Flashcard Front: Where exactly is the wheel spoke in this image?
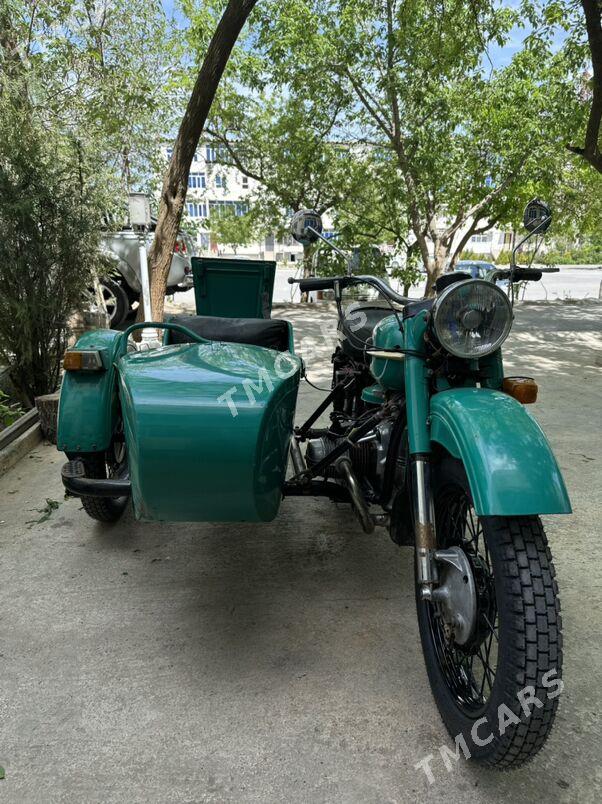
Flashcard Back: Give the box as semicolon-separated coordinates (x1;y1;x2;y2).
427;482;500;712
483;613;499;642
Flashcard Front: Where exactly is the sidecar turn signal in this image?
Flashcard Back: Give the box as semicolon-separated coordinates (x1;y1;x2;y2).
503;377;538;404
63;350;104;372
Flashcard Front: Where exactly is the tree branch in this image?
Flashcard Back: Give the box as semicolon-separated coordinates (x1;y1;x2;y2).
450;215;500;267
205;127;265;184
443;164;523;240
341;65;395;141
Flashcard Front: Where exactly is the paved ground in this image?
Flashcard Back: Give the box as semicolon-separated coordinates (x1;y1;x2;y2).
0;301;601;803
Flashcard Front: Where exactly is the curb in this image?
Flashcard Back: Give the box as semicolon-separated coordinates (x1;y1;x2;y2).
0;422;43;477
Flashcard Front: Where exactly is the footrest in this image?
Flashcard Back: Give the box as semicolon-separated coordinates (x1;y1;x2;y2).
61;461;131;498
62;459;86;479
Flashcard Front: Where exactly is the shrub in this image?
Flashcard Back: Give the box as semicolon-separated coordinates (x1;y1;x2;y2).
0;103;106;403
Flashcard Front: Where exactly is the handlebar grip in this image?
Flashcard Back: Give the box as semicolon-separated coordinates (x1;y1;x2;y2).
496;268;544;282
298;277;338;292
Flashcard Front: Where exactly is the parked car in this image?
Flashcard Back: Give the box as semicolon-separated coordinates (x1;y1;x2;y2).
453;259;496;279
99;221;195;326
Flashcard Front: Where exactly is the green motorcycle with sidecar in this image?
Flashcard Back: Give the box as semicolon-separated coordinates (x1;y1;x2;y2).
57;200;570;768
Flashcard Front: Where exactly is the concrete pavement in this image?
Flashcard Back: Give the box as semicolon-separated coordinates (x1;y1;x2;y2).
0;301;601;803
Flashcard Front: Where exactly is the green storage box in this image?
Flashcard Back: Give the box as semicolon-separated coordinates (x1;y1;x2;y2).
192;257;277;319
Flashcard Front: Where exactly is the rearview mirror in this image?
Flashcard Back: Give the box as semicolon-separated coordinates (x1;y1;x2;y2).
523;199;551;233
290;209;323;246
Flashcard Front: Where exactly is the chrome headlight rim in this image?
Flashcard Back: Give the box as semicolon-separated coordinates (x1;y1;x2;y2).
433;279;513;359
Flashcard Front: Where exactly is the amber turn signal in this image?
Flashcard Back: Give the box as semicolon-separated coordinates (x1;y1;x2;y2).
503;376;538;404
63;350;104;371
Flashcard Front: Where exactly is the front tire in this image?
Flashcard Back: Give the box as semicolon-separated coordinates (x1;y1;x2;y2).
416;458;563;768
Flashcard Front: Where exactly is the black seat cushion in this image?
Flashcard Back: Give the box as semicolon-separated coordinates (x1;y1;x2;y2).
166;314;290;352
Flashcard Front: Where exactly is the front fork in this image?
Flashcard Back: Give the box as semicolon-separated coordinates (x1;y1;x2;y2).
410;457;438;599
404;312;438;599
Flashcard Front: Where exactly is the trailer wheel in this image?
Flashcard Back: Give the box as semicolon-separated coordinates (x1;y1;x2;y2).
76;453;129;522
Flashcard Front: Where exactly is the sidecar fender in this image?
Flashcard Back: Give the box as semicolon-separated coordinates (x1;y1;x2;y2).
430;388;571;516
57;329;121;453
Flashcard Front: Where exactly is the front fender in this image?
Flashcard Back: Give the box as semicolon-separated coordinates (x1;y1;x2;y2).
430;388;571;516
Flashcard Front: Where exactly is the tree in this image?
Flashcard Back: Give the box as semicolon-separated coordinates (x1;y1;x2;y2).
0;99;107;402
204;93;365;295
235;0;587;295
179;0;366;298
210;207;258;253
147;0;258;322
567;0;602;173
0;1;177;396
4;0;175;197
328;152;423;292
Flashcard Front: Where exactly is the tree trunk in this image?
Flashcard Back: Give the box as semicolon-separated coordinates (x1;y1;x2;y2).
145;0;258;323
300;243;312;303
567;0;602;174
35;392;60;444
424;239;449;297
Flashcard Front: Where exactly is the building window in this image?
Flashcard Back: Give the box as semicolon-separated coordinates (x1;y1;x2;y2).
209;200;249;218
186;202;207;218
166;148;173;159
242;175;249;188
205;145;215;163
215;174;223;188
188;173;206;189
470;233;493;244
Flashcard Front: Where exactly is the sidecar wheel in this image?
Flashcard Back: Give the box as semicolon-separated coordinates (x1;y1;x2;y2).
78;453;129;523
415;457;562;769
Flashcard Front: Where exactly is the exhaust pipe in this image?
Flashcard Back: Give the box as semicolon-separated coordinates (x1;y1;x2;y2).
289;436;307;477
337;457;375;534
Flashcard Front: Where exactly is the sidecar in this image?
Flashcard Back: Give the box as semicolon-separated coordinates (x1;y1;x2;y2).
58;259;302;523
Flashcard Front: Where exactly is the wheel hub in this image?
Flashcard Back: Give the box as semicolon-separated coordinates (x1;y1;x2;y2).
432;546;478;646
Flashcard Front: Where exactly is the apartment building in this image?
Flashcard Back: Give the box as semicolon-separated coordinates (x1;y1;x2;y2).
162;143;339;264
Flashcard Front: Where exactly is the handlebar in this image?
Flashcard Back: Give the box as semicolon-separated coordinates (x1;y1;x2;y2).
288;274;410;304
290;276;350;292
491;266;558;283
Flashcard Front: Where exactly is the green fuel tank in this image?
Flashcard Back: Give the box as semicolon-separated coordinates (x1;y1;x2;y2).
370;314;405;391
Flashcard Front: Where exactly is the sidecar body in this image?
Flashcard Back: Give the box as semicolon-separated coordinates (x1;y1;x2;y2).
58;287;302;523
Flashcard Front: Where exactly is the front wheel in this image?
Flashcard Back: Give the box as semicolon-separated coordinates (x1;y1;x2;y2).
416;458;563;768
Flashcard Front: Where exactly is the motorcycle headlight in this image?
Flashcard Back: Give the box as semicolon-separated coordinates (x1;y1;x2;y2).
433;279;513;359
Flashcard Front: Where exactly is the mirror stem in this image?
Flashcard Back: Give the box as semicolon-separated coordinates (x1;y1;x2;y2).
307;226;353;276
510;215;552;271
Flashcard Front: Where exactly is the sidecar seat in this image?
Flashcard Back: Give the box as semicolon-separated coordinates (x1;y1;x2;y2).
164;314;292;352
